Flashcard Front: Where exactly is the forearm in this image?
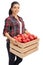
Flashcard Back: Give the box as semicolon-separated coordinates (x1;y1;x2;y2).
5;32;14;40
5;32;18;45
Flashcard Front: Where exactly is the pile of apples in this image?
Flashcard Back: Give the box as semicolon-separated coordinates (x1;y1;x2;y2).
13;33;37;43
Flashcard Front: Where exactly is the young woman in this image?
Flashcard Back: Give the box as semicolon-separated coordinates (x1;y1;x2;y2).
3;1;28;65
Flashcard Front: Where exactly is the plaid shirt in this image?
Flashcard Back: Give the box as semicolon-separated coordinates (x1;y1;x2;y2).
3;15;26;41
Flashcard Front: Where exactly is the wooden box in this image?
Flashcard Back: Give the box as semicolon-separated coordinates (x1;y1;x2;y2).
10;38;39;58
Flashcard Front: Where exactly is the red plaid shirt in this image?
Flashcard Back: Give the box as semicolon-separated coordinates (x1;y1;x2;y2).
3;15;26;41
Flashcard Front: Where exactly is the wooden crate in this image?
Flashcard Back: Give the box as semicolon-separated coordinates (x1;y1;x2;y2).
10;38;39;58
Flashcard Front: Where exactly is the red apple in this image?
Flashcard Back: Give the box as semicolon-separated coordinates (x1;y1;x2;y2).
26;38;30;42
18;39;22;42
17;36;22;40
23;39;27;43
31;34;37;39
23;33;28;38
29;35;34;40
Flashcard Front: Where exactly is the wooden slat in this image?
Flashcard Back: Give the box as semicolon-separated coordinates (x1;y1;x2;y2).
10;43;38;53
10;47;38;58
10;38;39;48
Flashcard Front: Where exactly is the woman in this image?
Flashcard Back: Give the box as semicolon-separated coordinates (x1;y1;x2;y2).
3;1;28;65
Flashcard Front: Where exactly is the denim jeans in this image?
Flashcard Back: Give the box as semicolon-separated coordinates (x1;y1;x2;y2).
6;41;23;65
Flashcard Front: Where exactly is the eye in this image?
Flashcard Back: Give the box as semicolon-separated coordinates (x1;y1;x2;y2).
14;7;16;8
13;7;20;9
18;7;19;9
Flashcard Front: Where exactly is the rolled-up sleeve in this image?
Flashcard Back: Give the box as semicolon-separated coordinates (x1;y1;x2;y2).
21;17;27;31
3;18;11;36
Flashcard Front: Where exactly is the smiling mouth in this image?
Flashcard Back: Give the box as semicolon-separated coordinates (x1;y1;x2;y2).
15;11;19;13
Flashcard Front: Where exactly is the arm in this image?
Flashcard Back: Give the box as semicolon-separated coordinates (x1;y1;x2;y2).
3;18;10;36
5;32;15;41
5;32;17;44
3;18;17;44
21;18;29;34
24;29;29;34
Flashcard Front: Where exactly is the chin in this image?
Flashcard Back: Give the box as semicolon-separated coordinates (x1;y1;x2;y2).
14;12;18;15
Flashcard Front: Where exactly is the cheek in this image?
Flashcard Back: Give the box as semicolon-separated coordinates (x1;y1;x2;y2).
13;9;16;12
15;9;19;12
17;9;20;12
17;10;19;12
12;8;20;13
12;9;15;13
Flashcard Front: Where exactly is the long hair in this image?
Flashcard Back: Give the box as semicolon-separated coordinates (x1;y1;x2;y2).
9;1;20;15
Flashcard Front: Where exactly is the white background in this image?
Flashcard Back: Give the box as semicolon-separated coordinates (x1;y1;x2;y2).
0;0;43;65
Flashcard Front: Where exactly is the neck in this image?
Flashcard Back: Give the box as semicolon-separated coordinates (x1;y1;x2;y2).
11;13;19;21
12;13;17;17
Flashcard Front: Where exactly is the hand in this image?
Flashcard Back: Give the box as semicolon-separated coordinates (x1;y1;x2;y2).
10;38;18;45
24;30;29;34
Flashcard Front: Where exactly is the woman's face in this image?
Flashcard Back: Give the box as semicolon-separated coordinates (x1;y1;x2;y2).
11;4;20;15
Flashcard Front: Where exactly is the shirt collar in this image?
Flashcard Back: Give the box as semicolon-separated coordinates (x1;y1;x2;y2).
10;15;20;20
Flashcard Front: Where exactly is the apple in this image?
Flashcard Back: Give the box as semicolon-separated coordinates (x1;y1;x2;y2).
13;33;38;43
23;33;28;38
26;33;31;38
23;39;27;43
26;38;30;42
18;39;22;42
29;35;34;40
31;34;37;39
17;36;22;40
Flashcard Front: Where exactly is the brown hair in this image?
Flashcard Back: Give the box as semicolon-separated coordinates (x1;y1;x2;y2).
9;1;20;15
